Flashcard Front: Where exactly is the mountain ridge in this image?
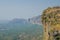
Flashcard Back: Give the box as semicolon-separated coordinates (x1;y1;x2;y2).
28;15;42;25
0;15;42;25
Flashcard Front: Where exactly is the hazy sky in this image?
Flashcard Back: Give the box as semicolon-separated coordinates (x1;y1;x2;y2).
0;0;60;20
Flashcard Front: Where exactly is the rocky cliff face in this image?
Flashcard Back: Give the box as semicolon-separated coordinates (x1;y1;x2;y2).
28;15;42;25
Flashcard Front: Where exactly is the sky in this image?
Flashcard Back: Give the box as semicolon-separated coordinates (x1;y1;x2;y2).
0;0;60;20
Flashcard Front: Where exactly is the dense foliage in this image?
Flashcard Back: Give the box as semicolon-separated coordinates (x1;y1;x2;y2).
41;7;60;40
41;7;60;26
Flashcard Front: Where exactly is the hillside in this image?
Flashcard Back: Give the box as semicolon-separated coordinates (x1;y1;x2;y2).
0;18;43;40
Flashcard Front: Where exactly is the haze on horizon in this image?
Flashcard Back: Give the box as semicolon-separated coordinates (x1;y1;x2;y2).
0;0;60;20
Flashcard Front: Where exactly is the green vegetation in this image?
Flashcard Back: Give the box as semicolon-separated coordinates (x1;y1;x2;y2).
41;7;60;26
41;7;60;40
0;23;43;40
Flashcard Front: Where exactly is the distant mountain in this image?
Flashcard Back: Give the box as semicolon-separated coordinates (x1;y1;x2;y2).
10;15;42;25
28;15;42;25
0;15;42;25
9;18;28;24
0;18;29;30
